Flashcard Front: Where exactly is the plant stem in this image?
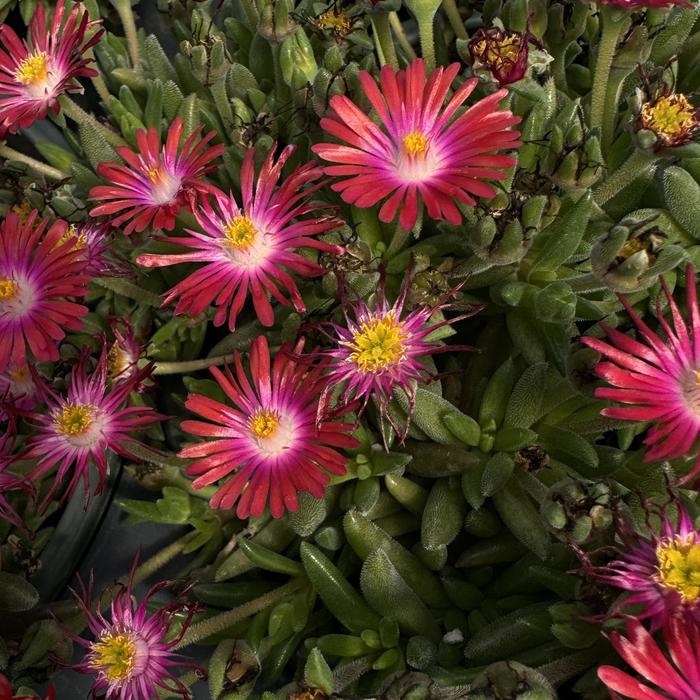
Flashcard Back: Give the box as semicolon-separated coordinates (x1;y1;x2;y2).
125;441;189;469
372;14;399;69
93;276;163;307
173;580;304;649
589;6;626;143
0;145;66;180
59;96;127;148
441;0;467;40
111;0;141;73
153;354;235;375
389;12;417;60
91;74;112;104
415;10;438;71
593;149;655;207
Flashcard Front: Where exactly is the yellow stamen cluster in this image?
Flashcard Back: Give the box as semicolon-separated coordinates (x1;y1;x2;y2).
8;366;29;381
250;410;279;438
107;342;129;378
640;93;699;147
224;215;257;248
0;278;18;302
471;33;522;71
55;404;94;436
12;199;33;223
90;632;137;682
348;313;406;374
402;132;429;158
656;535;700;602
56;224;88;252
317;9;352;35
147;166;165;185
14;52;49;86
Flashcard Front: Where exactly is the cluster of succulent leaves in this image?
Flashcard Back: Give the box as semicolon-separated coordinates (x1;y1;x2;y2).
4;0;700;697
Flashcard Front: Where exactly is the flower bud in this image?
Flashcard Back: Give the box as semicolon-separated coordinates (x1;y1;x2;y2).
636;90;700;151
468;26;529;86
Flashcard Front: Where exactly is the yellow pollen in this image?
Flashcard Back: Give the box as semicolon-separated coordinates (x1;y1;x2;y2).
56;224;88;253
472;34;521;71
656;535;700;602
147;166;164;185
641;94;699;141
55;404;94;436
90;632;137;683
348;313;406;373
402;132;429;158
250;410;279;438
9;366;29;381
224;215;257;248
0;278;18;302
11;199;33;223
14;52;49;86
317;9;352;34
107;342;129;378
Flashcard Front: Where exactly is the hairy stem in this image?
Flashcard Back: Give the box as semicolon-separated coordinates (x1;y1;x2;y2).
372;14;399;69
389;12;417;59
441;0;467;40
59;96;127;148
0;145;66;180
93;276;163;307
593;149;655;207
153;354;235;375
111;0;141;72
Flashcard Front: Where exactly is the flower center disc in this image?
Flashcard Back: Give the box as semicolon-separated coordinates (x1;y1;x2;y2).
147;166;182;204
348;313;406;373
317;9;352;34
224;215;257;248
0;278;18;302
14;52;49;86
656;535;700;602
472;34;521;71
55;404;94;436
91;631;137;682
641;94;698;142
402;132;429;158
250;410;279;439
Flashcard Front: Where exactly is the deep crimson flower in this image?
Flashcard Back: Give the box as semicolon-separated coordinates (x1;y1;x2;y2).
26;349;162;506
0;211;90;373
0;0;103;135
468;26;530;86
89;118;224;235
180;335;357;518
313;58;520;230
137;145;341;329
598;613;700;700
0;673;55;700
582;265;700;485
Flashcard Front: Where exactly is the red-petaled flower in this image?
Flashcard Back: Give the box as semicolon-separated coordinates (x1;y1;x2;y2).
180;335;357;518
0;673;55;700
0;211;91;373
468;26;530;86
599;0;691;8
312;58;520;231
89;118;224;235
317;272;478;446
598;613;700;700
0;0;103;136
26;349;162;506
582;265;700;485
137;145;341;329
66;559;199;700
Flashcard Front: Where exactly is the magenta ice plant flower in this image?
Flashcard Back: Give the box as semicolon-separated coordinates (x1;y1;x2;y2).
137;144;342;329
312;58;521;231
0;0;103;135
26;349;162;506
89;118;224;235
179;335;357;518
599;613;700;700
0;210;91;373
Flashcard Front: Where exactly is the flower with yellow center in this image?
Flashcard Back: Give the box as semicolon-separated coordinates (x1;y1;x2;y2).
402;132;429;158
90;631;137;682
0;278;18;302
640;93;700;148
471;34;521;72
11;199;33;223
250;410;279;439
54;404;94;436
14;52;49;86
224;215;257;248
317;9;353;36
347;313;406;374
656;535;700;602
55;224;88;253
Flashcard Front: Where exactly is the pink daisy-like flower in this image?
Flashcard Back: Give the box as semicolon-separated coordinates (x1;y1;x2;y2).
589;501;700;629
598;613;700;700
318;272;478;445
0;210;91;373
0;0;103;135
137;145;342;329
180;335;357;518
582;265;700;485
107;321;144;388
89;118;224;235
0;364;39;411
59;221;112;276
312;58;521;231
67;559;199;700
26;349;162;506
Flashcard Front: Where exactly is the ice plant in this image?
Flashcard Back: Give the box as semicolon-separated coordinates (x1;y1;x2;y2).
107;322;143;387
179;335;357;518
0;365;39;411
25;349;161;505
598;613;700;700
54;221;112;276
638;92;700;149
68;561;198;700
0;211;91;373
318;272;477;444
0;673;55;700
468;26;530;86
89;118;224;235
137;145;341;329
589;502;700;628
0;0;103;135
312;58;520;230
582;265;700;485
